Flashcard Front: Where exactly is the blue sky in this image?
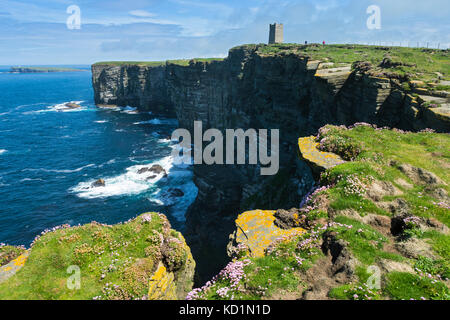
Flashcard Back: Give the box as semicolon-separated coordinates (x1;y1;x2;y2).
0;0;449;65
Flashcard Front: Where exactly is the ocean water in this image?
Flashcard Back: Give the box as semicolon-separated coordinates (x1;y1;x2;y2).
0;66;197;246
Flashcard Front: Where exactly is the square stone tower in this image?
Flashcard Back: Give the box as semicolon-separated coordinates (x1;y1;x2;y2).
269;23;283;44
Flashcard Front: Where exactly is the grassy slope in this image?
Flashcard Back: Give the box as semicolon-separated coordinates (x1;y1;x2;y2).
0;213;191;300
256;44;449;82
189;126;450;301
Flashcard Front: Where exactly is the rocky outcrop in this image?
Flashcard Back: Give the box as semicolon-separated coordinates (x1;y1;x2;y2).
227;210;305;258
0;213;195;300
92;64;173;115
92;44;449;282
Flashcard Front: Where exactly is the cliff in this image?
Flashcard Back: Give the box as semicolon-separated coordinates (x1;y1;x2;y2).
92;44;450;282
0;213;195;300
189;125;450;300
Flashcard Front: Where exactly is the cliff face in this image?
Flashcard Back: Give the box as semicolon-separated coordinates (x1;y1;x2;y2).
92;64;173;115
91;45;449;282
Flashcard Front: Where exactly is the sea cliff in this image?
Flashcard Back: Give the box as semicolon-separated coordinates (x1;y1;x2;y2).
92;44;450;283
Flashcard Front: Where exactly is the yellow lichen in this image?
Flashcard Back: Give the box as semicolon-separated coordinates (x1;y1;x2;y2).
298;136;345;170
234;210;305;257
148;262;177;300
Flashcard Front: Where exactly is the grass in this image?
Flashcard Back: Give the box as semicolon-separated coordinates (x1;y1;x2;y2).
0;213;192;300
319;125;450;227
191;230;324;300
384;272;449;300
332;216;404;265
255;43;449;82
0;245;25;266
94;58;225;67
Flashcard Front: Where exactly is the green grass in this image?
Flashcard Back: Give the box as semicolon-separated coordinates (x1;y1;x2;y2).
332;216;404;265
384;272;449;300
0;213;191;300
93;61;166;67
94;58;225;67
0;245;25;267
193;231;324;300
319;125;450;227
258;44;449;81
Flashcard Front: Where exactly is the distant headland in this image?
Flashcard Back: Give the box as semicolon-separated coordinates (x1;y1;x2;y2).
9;66;86;73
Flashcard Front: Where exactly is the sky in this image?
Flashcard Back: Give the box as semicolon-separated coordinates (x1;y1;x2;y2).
0;0;449;65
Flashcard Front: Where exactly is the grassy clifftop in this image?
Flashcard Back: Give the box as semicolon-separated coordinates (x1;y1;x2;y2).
0;213;195;300
93;58;225;67
189;125;449;300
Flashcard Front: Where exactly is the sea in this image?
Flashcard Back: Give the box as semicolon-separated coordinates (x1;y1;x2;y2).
0;65;197;246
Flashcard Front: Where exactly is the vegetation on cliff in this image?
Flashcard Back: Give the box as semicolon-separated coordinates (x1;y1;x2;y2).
188;125;449;300
0;213;195;300
93;58;225;67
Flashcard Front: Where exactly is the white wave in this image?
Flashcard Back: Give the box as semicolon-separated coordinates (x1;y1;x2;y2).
148;180;198;222
157;138;171;144
121;106;138;114
134;118;178;125
71;156;175;199
94;120;108;124
20;178;44;182
23;101;86;115
98;105;121;111
0;149;7;155
23;163;95;174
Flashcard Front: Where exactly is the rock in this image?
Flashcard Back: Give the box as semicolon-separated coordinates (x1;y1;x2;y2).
227;210;306;258
362;214;391;230
366;180;402;202
0;251;30;284
322;231;358;281
395;178;413;190
377;198;410;216
378;259;414;274
396;163;446;186
91;179;105;187
409;80;425;88
147;262;177;300
425;218;449;235
64;103;82;109
146;175;157;181
298;136;345;178
273;208;305;229
138;165;167;176
352;61;372;73
168;188;184;198
395;238;437;260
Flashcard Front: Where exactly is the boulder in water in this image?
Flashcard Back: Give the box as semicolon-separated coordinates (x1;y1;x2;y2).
91;179;105;187
168;188;184;197
65;103;82;109
138;165;167;176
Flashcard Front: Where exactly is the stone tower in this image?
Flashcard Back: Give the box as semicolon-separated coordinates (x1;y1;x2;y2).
269;23;283;44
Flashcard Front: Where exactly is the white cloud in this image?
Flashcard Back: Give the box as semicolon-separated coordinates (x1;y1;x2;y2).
129;10;156;18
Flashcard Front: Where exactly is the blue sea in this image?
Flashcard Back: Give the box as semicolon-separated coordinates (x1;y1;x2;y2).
0;66;197;246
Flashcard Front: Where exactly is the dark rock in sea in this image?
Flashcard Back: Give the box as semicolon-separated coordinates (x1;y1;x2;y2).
91;179;106;187
146;175;157;181
138;165;167;176
65;103;82;109
168;188;184;197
